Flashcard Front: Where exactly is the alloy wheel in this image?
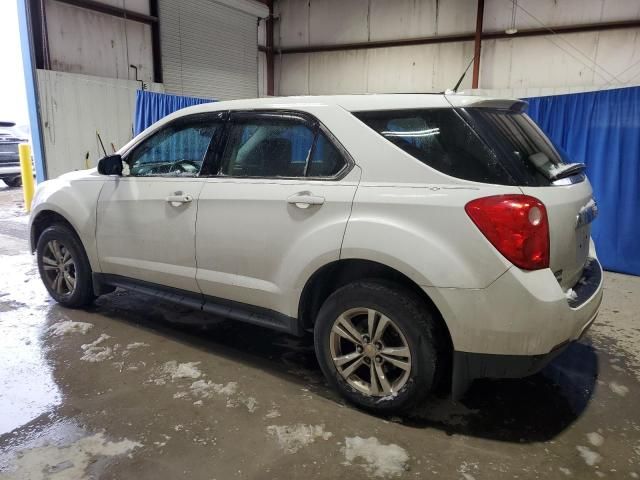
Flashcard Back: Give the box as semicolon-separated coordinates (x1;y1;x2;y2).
329;308;412;397
42;239;76;296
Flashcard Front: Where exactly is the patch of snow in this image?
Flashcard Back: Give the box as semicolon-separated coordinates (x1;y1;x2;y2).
47;321;93;336
609;381;629;397
240;396;258;413
172;362;202;380
342;436;409;477
193;400;203;406
587;432;604;447
267;424;333;454
565;288;578;301
189;380;237;399
156;361;202;381
265;410;281;419
559;467;572;476
2;432;141;480
125;342;149;350
576;445;602;466
80;334;113;362
457;461;479;480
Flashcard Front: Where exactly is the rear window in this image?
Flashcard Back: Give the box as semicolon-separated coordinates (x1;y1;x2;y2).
354;108;579;186
353;109;515;185
462;109;575;186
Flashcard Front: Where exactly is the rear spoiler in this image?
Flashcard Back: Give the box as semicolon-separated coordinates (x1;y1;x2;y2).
463;99;528;113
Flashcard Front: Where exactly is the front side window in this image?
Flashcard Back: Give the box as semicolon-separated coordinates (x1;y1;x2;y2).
127;119;219;177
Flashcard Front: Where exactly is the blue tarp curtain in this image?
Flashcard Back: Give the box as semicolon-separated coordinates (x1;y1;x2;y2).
525;86;640;276
134;90;215;136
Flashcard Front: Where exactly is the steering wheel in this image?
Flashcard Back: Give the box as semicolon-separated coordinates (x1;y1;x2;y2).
171;160;200;174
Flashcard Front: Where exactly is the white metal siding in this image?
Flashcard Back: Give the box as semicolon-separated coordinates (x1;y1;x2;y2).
36;70;164;178
159;0;259;100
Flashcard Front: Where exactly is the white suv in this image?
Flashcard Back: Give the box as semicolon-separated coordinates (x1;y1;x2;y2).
29;94;603;412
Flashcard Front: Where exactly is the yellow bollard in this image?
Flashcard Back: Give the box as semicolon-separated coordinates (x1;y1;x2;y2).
19;143;35;213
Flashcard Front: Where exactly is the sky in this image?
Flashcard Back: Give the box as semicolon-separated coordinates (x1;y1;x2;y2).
0;0;29;127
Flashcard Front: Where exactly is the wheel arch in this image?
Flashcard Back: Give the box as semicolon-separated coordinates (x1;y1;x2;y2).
30;209;82;253
299;258;454;392
299;259;453;346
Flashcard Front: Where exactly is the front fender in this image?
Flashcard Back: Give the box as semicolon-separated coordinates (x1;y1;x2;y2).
30;172;106;271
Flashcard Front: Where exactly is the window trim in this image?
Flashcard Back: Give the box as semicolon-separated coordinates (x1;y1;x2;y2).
121;112;226;178
212;109;354;181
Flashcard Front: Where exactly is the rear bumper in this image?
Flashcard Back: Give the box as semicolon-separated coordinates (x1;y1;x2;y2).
425;252;603;397
425;252;603;356
0;165;20;177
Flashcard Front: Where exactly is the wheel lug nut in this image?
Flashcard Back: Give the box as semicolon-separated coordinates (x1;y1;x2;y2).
362;336;370;344
364;357;371;364
356;345;363;353
375;356;383;364
375;342;382;350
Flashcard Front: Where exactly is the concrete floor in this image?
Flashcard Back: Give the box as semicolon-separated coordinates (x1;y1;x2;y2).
0;185;639;480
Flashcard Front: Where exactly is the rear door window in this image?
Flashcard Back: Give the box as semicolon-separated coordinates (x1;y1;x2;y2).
354;109;515;185
220;113;348;178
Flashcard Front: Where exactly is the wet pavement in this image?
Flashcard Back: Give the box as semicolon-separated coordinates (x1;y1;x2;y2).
0;184;639;479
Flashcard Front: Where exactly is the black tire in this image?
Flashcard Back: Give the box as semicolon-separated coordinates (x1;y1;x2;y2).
36;224;95;308
314;280;442;414
4;176;21;188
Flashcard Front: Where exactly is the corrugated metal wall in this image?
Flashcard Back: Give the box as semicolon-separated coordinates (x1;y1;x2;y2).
159;0;259;100
37;70;163;178
43;0;155;82
274;0;640;95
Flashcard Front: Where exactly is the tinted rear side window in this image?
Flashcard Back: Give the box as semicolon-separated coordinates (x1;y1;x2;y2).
461;109;573;186
354;109;515;185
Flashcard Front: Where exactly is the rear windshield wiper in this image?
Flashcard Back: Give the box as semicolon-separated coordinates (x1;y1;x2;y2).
548;162;586;181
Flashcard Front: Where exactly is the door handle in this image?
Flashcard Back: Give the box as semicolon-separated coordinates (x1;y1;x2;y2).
165;194;193;205
287;193;325;209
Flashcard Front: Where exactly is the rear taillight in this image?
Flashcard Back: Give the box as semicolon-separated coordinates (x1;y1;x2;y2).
465;195;549;270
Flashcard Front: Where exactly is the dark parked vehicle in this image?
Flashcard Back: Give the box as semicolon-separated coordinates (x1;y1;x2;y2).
0;121;26;187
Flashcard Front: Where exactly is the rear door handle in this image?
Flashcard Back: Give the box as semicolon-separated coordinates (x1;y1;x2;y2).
287;193;325;209
166;194;193;205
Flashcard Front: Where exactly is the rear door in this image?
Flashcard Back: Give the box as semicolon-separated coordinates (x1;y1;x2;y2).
96;113;224;292
195;111;359;315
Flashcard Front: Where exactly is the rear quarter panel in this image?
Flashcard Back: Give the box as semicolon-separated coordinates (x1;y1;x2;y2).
341;183;520;289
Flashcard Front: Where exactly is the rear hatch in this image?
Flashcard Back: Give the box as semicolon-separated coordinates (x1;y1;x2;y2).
460;104;595;288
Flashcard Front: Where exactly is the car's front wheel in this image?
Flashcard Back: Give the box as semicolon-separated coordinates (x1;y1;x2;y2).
36;224;95;308
314;281;443;413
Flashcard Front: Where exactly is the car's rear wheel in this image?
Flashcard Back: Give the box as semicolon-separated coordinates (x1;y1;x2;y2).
36;224;94;308
4;176;21;188
314;281;442;413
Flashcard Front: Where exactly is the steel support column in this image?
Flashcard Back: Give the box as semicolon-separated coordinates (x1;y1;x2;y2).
472;0;484;89
265;0;274;96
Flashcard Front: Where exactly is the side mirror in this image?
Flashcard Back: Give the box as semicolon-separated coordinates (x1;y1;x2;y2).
97;154;123;176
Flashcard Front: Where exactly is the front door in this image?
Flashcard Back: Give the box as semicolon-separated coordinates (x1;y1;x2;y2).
96;113;223;292
195;111;360;316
